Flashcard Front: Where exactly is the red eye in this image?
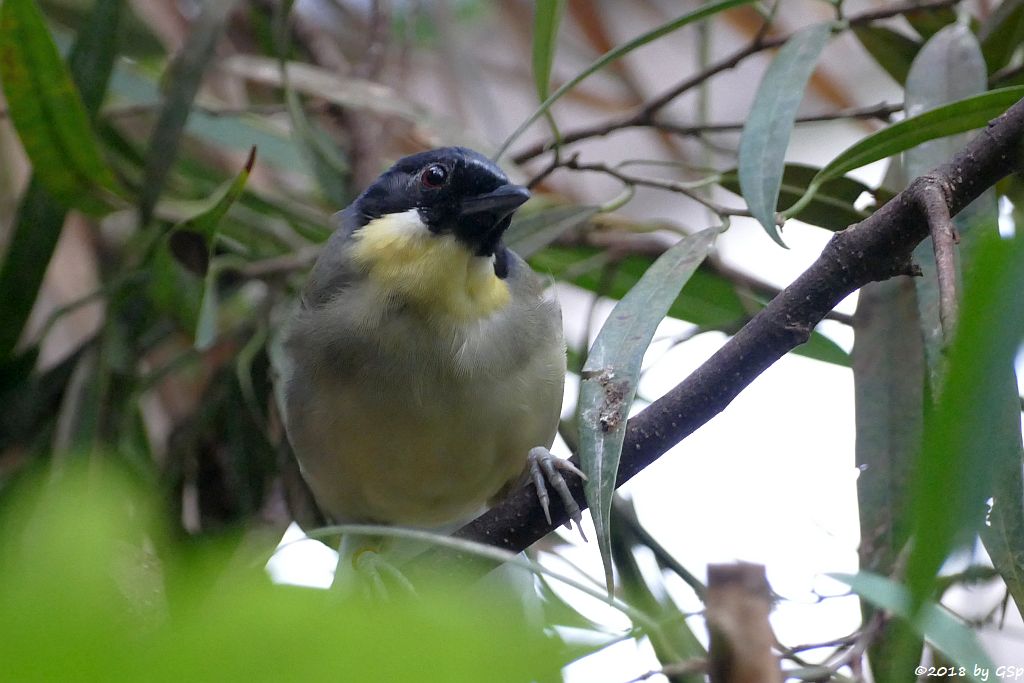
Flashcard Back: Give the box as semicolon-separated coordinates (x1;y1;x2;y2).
420;164;448;188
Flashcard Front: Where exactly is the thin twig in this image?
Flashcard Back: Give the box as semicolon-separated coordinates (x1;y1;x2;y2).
655;102;902;137
563;157;749;218
511;0;959;164
916;178;960;343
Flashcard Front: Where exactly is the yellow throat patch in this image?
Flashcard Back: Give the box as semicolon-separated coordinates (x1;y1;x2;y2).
349;211;511;320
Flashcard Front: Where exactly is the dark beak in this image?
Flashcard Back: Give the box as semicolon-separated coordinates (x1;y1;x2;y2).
460;184;531;219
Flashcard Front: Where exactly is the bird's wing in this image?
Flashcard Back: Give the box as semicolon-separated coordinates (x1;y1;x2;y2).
301;206;364;309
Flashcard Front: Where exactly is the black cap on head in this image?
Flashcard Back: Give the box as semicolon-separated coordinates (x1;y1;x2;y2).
353;147;530;257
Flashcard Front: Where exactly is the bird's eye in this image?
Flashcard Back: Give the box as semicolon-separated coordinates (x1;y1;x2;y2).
420;164;449;188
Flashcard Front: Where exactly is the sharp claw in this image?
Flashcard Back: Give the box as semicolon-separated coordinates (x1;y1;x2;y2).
528;447;587;541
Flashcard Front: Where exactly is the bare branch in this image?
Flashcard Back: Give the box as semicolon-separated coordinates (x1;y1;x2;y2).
916;178;961;343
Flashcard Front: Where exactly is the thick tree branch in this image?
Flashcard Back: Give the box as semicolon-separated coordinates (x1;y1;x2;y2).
409;96;1024;581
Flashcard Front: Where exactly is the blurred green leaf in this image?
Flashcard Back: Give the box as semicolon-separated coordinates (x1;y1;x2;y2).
506;206;598;259
496;0;756;158
738;22;831;246
139;0;236;224
0;0;122;360
980;0;1024;73
0;464;561;683
904;5;959;40
578;228;718;594
904;231;1024;611
853;26;920;85
721;164;869;232
0;0;123;215
830;571;994;677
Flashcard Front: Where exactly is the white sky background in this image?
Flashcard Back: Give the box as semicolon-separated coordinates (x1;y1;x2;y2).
270;0;1024;679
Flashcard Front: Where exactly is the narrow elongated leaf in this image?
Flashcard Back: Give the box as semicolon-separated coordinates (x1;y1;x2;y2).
738;22;831;246
829;572;994;677
166;148;256;349
496;0;756;158
139;0;236;224
0;0;123;215
578;228;719;593
905;231;1024;612
0;0;122;359
169;146;257;277
720;164;869;232
853;26;921;86
810;87;1024;188
532;0;564;103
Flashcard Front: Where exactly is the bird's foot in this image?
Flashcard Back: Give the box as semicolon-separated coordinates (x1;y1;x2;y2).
528;446;587;541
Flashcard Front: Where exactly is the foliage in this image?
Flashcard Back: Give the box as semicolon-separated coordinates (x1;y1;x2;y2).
1;0;1023;680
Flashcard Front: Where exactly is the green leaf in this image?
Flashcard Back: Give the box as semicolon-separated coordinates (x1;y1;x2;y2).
138;0;236;224
804;86;1024;192
904;231;1024;612
505;206;597;259
980;0;1024;74
0;0;122;360
166;147;255;349
738;22;832;246
829;571;995;677
532;0;564;103
168;146;257;276
0;0;123;215
496;0;756;159
578;228;718;594
853;26;921;86
721;164;869;232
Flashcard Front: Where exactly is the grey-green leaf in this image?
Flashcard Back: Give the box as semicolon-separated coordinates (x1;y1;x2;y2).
578;228;719;594
829;571;994;677
738;22;831;246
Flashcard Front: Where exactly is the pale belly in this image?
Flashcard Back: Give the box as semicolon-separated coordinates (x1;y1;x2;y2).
287;356;563;527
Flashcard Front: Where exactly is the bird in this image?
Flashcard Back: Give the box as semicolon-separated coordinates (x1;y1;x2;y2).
280;146;582;587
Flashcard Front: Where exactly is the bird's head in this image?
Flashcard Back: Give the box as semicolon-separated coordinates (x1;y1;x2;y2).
346;147;531;320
